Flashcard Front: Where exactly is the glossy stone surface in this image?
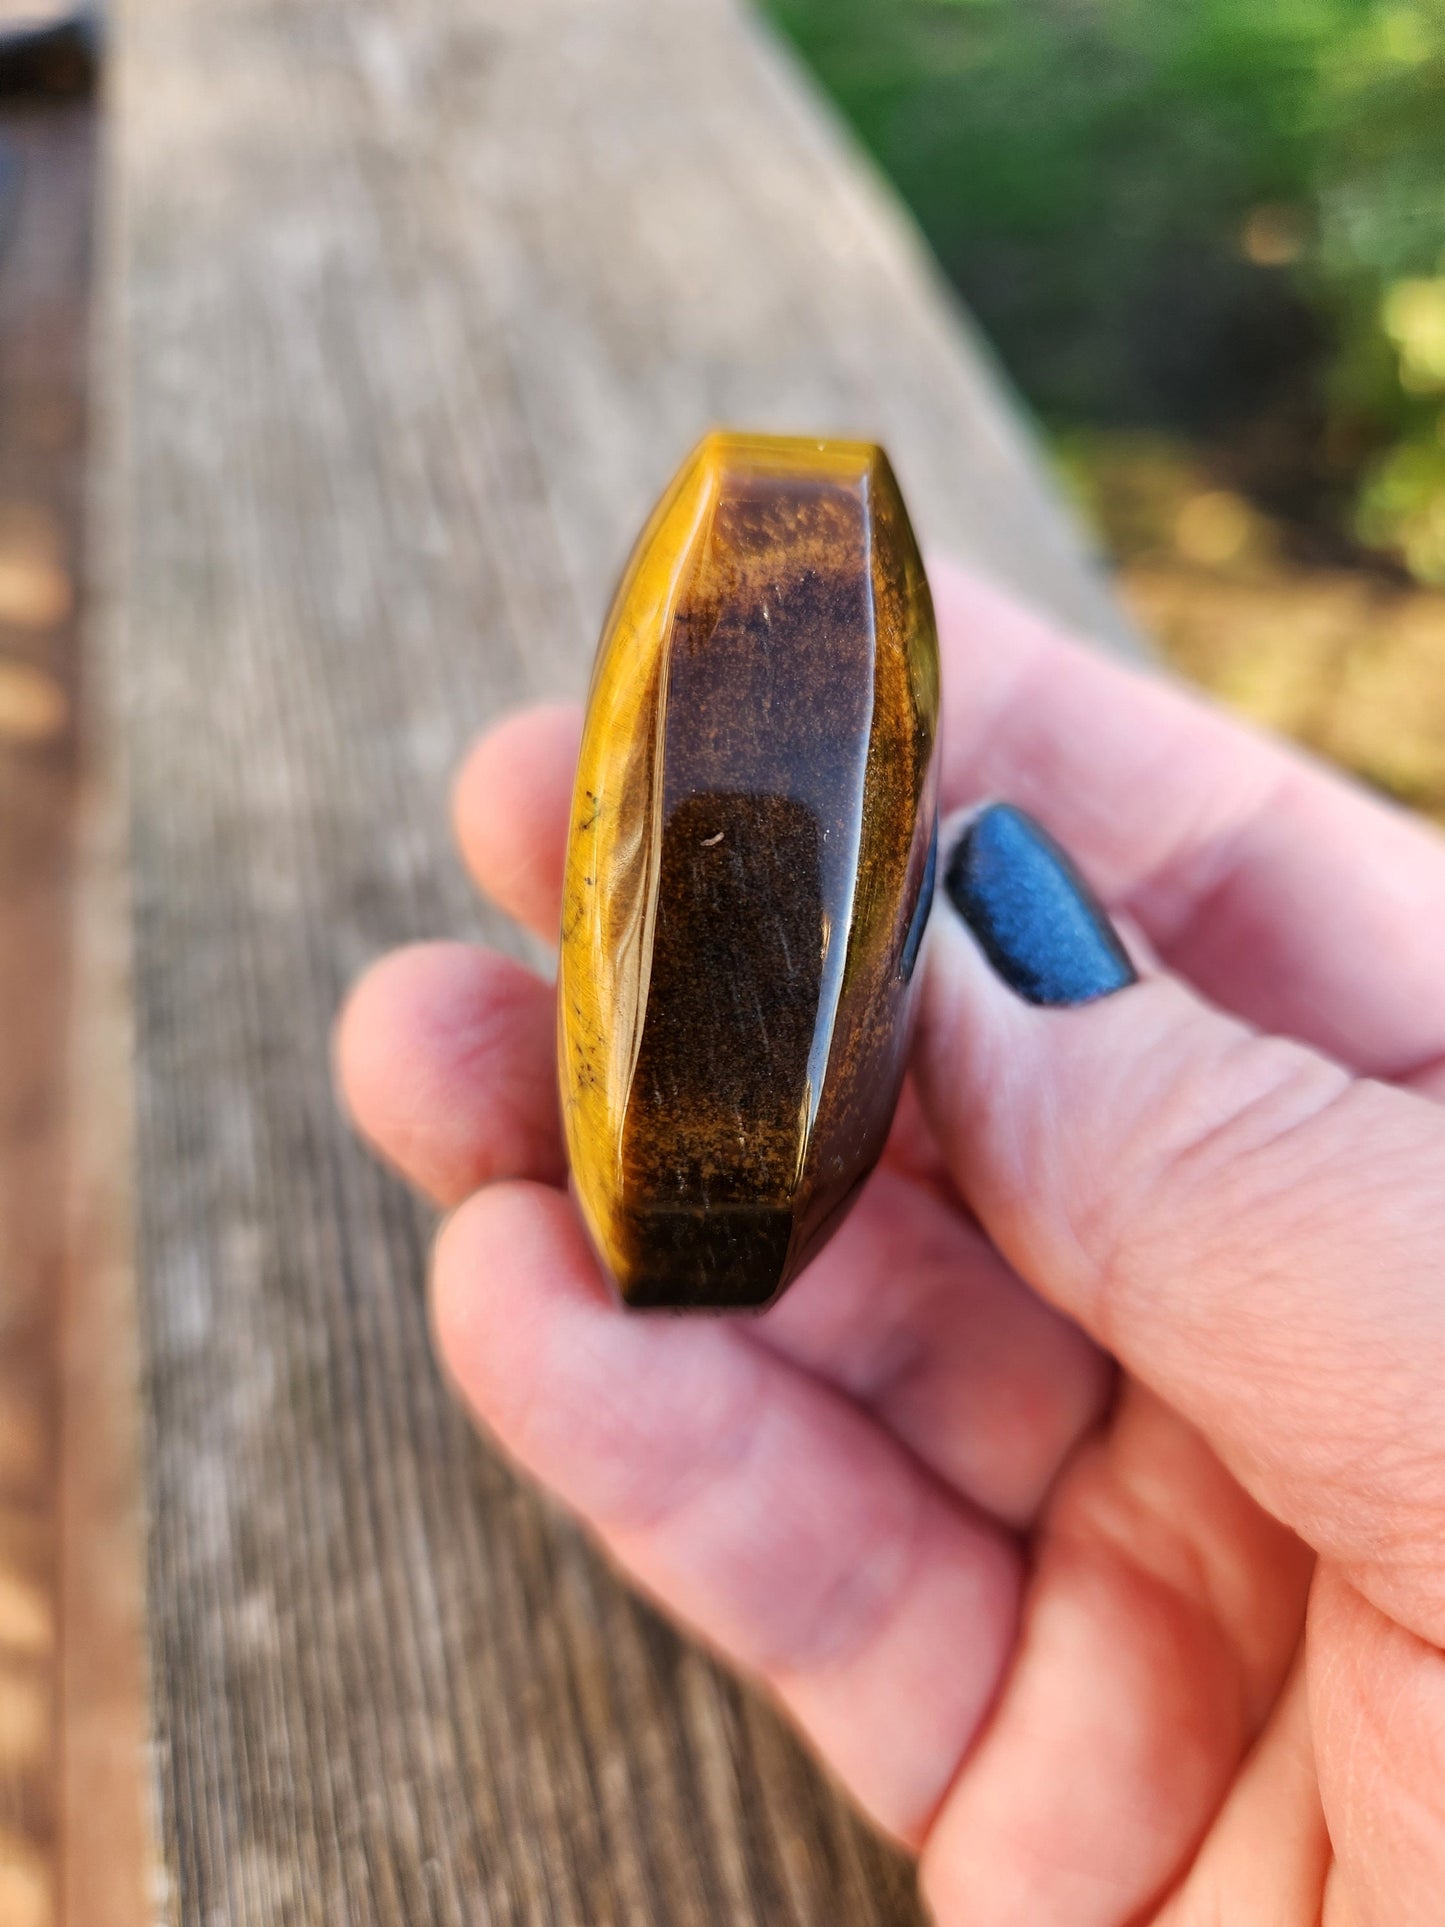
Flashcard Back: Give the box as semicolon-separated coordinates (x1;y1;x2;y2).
559;432;939;1309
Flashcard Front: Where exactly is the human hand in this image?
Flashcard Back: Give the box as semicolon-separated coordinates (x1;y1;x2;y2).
336;559;1445;1925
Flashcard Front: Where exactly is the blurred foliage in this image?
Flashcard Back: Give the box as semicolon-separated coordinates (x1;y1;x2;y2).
762;0;1445;577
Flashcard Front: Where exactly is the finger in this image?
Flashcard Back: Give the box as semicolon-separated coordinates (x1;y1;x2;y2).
452;703;579;940
760;1166;1112;1527
337;938;1110;1520
1152;1653;1330;1926
334;943;565;1204
1311;1562;1445;1927
922;1388;1311;1927
932;558;1445;1078
431;1181;1021;1843
916;801;1445;1646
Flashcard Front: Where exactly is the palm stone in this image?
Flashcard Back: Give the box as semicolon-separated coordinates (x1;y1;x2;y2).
559;432;939;1309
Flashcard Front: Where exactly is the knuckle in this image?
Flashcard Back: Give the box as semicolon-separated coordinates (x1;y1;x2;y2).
1070;1014;1358;1346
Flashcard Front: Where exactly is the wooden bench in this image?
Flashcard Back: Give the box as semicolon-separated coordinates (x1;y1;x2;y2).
23;0;1139;1918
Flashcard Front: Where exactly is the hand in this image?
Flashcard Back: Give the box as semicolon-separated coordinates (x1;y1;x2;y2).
336;560;1445;1925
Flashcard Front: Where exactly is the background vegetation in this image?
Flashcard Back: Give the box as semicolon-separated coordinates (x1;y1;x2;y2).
764;0;1445;580
762;0;1445;821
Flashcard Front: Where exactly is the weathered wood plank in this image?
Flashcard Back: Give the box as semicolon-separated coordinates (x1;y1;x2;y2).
0;93;131;1927
59;615;152;1927
113;1;1135;1920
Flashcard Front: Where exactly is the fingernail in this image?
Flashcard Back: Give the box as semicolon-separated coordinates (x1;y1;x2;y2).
942;803;1137;1007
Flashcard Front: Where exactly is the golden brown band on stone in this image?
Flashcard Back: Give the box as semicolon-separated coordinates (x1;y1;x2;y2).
559;432;940;1310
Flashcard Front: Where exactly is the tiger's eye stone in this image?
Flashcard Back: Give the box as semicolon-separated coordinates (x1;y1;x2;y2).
559;431;939;1310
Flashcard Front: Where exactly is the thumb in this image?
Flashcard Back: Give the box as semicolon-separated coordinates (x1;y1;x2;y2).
915;802;1445;1644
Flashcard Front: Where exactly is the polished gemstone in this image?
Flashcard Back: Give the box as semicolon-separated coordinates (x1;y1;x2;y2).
559;432;939;1309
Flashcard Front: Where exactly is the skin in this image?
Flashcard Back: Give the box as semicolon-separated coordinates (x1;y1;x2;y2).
335;559;1445;1925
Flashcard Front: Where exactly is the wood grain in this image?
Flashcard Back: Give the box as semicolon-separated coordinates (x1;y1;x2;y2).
111;0;1135;1919
58;591;152;1927
0;97;113;1927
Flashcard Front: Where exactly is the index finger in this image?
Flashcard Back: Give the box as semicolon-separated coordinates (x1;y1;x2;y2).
930;559;1445;1083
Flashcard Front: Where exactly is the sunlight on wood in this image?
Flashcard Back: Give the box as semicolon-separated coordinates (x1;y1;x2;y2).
0;559;71;633
0;1386;46;1502
0;2;75;27
0;1659;49;1772
0;1568;53;1659
0;1830;53;1927
0;661;67;745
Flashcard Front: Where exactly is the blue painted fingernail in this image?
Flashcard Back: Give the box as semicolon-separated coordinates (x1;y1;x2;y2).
942;804;1137;1007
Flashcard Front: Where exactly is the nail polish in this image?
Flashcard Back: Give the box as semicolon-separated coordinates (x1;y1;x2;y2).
943;803;1136;1007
